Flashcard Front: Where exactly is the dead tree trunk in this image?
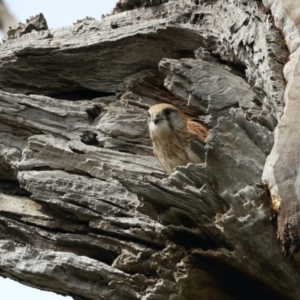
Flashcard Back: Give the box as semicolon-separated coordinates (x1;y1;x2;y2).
0;1;299;299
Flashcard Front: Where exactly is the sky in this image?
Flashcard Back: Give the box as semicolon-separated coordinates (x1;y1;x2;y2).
3;0;117;31
0;2;117;299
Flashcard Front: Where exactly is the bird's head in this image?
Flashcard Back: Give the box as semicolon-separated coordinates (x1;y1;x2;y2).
148;103;186;140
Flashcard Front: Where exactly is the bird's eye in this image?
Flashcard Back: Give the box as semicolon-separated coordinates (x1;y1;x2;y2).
164;108;171;116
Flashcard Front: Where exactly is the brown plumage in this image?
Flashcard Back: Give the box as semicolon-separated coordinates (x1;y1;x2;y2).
148;103;208;175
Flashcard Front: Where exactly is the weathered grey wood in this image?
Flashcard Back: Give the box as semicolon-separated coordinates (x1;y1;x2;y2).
262;0;300;259
0;0;299;299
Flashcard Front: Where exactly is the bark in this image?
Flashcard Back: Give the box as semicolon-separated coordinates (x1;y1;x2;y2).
0;0;299;299
262;0;300;258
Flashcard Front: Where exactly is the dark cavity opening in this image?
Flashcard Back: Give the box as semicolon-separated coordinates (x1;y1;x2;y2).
86;106;101;123
80;131;99;146
0;179;32;197
49;88;115;100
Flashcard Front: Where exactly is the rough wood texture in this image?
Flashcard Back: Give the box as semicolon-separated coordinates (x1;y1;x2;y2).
262;0;300;259
0;0;299;299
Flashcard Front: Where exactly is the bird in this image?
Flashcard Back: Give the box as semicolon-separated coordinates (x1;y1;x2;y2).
148;103;208;175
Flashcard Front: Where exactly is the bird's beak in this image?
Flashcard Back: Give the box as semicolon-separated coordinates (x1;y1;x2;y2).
153;116;161;125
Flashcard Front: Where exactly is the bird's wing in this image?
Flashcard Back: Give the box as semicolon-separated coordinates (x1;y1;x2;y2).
187;119;208;142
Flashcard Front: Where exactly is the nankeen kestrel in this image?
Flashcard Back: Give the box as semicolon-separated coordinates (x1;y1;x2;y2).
148;103;208;175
